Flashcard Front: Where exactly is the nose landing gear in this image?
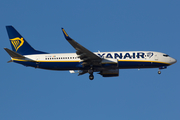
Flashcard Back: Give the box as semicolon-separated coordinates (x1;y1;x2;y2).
158;70;161;74
158;66;167;75
89;74;94;80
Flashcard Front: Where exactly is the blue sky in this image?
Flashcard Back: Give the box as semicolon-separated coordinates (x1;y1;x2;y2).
0;0;179;120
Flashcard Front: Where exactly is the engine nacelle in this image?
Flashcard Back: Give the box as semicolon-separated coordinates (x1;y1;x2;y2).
99;69;119;77
77;53;87;59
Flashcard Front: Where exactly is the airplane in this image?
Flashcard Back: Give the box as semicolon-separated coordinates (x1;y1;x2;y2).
4;26;177;80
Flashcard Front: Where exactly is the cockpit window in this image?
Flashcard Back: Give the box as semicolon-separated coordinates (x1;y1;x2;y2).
163;54;169;57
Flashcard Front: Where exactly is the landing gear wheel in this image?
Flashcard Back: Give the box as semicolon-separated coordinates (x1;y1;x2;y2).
89;74;94;80
158;70;161;74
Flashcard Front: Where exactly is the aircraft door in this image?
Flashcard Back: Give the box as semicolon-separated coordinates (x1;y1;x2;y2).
36;56;40;68
155;54;158;61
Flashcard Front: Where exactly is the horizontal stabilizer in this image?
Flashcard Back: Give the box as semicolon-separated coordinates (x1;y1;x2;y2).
4;48;25;58
7;60;13;63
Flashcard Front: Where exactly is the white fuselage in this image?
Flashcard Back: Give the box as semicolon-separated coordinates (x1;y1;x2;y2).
12;51;176;70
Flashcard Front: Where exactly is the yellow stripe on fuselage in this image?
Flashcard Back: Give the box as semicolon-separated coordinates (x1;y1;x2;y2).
12;58;35;62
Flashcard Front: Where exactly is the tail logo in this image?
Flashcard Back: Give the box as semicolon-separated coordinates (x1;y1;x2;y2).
10;37;24;51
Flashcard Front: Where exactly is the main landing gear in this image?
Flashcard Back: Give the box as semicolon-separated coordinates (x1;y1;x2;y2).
88;67;94;80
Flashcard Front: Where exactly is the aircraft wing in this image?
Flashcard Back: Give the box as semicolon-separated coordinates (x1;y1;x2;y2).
62;28;102;66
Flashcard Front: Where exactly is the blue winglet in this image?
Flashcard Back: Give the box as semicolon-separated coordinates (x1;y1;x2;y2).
61;28;72;40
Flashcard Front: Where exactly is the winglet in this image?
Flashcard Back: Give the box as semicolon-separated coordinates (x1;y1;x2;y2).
61;28;72;40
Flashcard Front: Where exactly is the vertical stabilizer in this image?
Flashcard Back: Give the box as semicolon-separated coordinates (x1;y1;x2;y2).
6;26;47;55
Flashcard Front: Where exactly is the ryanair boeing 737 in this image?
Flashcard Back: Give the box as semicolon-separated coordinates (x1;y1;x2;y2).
4;26;177;80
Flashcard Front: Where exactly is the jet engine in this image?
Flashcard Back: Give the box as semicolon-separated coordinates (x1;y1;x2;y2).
99;69;119;77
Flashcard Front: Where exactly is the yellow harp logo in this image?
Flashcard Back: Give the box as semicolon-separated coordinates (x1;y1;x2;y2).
10;37;24;51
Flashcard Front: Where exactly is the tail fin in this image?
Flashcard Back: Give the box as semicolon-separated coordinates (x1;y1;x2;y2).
6;26;47;55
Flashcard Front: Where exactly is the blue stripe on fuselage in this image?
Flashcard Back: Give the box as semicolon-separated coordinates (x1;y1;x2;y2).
14;61;82;70
13;60;170;70
118;61;169;68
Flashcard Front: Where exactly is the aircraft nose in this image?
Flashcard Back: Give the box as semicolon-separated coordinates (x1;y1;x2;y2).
170;57;177;65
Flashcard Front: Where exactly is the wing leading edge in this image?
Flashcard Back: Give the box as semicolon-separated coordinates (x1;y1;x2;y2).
61;28;102;66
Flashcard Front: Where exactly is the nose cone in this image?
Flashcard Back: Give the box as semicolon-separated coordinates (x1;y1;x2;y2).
170;57;177;65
